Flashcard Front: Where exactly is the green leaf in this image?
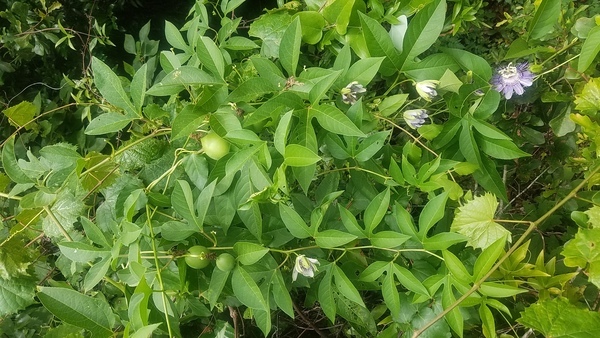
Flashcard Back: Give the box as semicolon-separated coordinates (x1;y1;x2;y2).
470;119;511;140
284;144;321;167
85;113;135;135
83;255;111;292
518;297;600;338
279;17;302;77
578;26;600;72
473;236;507;281
422;232;468;251
404;53;461;81
271;269;294;318
442;283;464;337
574;78;600;114
382;269;401;320
231;266;267;310
164;20;189;51
227;77;277;102
0;278;36;316
473;156;508;202
91;57;137;117
3;100;38;129
234;242;269;265
528;0;561;40
171;107;207;141
418;192;448;239
478;136;530;160
479;282;526;298
59;242;109;263
196;36;225;78
364;188;390;234
222;36;259;50
206;267;230;309
130;63;148;112
311;104;365;137
393;264;430;296
146;67;221;96
309;69;343;104
358;12;401;76
562;228;600;288
338;205;366;238
160;221;198;241
318;268;336;322
369;231;411;249
279;203;312;239
315;230;357;248
344;57;385;86
359;261;388;282
42;191;84;240
2;136;34;184
442;250;473;284
333;265;365;307
398;0;447;70
37;287;114;337
451;193;511;250
295;11;325;44
355;130;390;162
171;180;202;229
322;0;354;35
479;304;495;338
248;11;293;58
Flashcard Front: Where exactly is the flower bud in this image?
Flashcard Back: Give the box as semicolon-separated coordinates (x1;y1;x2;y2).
415;80;439;101
403;109;429;129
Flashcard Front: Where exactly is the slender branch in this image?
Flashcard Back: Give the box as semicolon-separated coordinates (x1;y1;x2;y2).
412;165;600;338
293;301;329;338
42;206;73;241
376;115;439;157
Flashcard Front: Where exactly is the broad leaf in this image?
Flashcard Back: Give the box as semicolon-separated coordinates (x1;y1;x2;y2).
578;26;600;72
562;228;600;288
279;17;302;77
85;113;135;135
231;266;268;310
284;144;321;167
91;57;136;117
38;287;115;338
528;0;560;40
518;297;600;338
310;104;365;137
0;278;36;316
450;193;511;249
234;242;269;265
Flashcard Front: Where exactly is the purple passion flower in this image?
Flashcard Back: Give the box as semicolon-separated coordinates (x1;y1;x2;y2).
341;81;367;105
403;109;429;129
491;62;534;99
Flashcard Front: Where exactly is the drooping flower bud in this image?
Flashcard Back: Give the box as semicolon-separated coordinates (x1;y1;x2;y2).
403;109;429;129
341;81;367;105
415;80;439;102
389;15;408;53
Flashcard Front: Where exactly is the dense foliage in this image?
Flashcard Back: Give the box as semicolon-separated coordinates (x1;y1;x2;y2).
1;0;600;337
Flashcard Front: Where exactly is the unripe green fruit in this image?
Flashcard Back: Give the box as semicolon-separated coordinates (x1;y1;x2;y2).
216;253;236;271
201;131;230;160
185;245;210;269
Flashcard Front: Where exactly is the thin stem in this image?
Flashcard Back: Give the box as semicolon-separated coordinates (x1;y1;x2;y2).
43;206;73;241
376;115;439;157
0;192;22;200
412;165;600;338
145;205;174;338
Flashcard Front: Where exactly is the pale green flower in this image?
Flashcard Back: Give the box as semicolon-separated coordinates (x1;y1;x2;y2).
292;255;320;281
389;15;408;52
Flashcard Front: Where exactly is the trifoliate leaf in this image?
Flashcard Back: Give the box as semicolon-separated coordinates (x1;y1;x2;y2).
562;228;600;288
450;193;511;250
518;297;600;338
584;205;600;228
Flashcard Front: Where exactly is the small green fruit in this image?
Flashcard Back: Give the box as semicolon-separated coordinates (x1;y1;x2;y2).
201;131;230;160
185;245;210;269
216;253;236;271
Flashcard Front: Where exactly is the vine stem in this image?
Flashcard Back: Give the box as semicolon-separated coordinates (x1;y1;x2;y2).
375;115;439;157
412;165;600;338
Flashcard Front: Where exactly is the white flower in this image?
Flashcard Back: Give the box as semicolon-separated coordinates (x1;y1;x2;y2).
341;81;367;105
403;109;429;129
389;15;408;52
415;80;439;101
292;255;320;281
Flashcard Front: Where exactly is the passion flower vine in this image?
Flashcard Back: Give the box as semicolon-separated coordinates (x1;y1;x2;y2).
491;62;534;99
